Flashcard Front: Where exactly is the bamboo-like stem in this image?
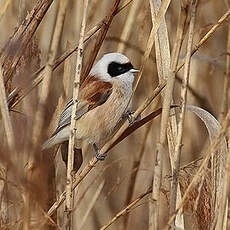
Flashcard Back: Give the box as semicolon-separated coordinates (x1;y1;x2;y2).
151;1;188;228
117;0;140;53
64;1;88;229
9;0;132;110
169;1;198;229
149;0;184;228
165;109;230;230
148;0;174;229
100;189;152;230
0;65;15;151
133;0;171;93
125;4;172;224
47;81;166;216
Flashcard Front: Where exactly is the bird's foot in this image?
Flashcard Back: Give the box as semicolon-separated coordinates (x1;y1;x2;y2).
93;143;107;161
122;110;139;125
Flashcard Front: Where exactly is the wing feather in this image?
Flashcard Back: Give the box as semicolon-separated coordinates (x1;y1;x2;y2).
52;76;112;137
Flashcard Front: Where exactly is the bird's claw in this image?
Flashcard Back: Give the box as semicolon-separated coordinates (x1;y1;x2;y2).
123;110;136;125
95;152;107;161
93;143;107;161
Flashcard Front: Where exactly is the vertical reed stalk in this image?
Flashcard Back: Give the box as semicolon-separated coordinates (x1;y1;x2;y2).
151;1;188;229
148;0;177;229
64;1;88;229
169;1;198;229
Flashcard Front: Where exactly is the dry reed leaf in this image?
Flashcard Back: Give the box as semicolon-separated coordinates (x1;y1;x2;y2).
0;0;52;91
187;105;228;229
174;105;228;230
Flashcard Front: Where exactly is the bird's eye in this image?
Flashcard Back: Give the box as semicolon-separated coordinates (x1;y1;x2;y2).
117;66;123;71
108;62;132;77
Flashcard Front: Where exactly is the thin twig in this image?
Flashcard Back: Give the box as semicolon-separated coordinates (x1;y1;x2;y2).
169;1;198;229
47;81;166;216
64;0;88;229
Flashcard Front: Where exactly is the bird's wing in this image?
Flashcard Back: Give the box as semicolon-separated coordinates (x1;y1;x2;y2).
52;76;113;136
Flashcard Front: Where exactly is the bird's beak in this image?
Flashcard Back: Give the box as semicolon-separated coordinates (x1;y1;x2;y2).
130;68;140;73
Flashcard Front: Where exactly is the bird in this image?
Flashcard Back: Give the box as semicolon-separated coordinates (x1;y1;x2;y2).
42;52;139;167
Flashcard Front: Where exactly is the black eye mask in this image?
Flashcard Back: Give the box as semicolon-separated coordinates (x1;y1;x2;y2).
108;62;134;77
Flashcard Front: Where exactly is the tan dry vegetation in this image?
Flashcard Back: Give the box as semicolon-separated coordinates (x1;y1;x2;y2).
0;0;230;229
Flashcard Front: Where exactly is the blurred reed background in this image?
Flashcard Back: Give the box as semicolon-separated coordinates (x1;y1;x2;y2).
0;0;230;229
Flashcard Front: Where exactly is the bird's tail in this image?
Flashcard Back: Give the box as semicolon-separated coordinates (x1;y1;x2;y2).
42;135;58;150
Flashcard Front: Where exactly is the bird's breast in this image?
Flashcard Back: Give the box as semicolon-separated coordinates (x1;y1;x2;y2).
76;82;132;145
